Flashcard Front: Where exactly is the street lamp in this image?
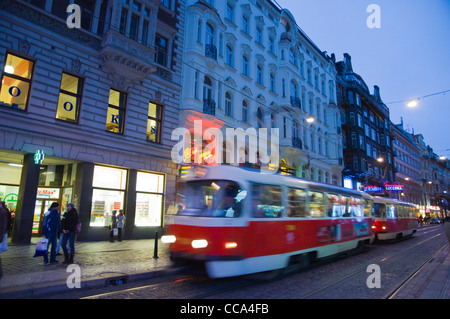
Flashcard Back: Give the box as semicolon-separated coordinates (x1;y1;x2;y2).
406;99;418;108
305;116;315;124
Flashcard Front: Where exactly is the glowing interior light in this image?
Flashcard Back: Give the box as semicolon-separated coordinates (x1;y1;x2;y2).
4;65;14;74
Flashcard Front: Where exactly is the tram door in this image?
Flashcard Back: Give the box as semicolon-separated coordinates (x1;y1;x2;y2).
32;199;55;237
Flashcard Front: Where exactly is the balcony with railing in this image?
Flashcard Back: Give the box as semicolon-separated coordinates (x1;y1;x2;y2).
203;98;216;116
292;137;303;150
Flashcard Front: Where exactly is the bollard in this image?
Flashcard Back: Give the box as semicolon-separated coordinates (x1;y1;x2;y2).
153;231;159;259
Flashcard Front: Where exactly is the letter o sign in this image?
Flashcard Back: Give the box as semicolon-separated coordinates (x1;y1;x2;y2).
64;101;74;112
9;86;21;97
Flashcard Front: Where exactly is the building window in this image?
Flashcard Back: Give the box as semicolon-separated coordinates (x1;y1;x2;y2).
242;55;249;77
270;73;276;92
0;53;34;110
56;73;83;123
256;26;263;44
226;3;234;22
226;44;233;67
242;15;249;34
90;165;127;227
147;102;162;143
160;0;172;9
257;64;263;85
135;171;165;227
242;100;248;122
106;89;126;134
155;34;168;67
225;92;232;117
119;0;152;44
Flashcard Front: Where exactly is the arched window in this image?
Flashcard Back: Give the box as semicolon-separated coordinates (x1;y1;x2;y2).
205;23;214;45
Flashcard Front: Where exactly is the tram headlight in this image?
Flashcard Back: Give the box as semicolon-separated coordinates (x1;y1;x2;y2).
191;239;208;249
161;235;176;244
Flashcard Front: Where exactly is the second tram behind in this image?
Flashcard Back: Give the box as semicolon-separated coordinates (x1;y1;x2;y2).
371;197;417;240
162;165;375;278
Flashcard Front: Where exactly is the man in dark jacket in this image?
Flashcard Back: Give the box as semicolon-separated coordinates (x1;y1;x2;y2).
61;203;79;264
42;202;61;265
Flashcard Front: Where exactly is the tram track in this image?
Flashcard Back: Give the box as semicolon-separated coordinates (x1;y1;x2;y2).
81;226;446;299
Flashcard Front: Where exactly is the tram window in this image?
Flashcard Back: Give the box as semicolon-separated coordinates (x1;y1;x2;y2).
326;194;340;217
342;196;350;217
252;184;284;218
372;203;386;218
350;197;363;217
363;199;373;217
287;188;307;217
175;180;246;217
308;191;325;218
387;205;395;218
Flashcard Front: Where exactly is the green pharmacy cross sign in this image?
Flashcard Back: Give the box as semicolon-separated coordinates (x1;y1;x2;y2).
34;150;45;165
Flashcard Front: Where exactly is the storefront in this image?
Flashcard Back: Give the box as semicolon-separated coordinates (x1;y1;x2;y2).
0;150;171;242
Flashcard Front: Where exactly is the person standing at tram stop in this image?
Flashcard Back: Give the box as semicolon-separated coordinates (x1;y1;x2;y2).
42;202;61;265
61;203;79;264
109;210;118;242
117;210;125;242
0;201;8;282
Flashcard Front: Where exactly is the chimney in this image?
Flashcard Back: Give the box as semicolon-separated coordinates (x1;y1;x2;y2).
373;85;381;101
343;53;353;73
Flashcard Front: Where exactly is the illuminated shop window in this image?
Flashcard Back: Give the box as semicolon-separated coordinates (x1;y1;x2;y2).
147;102;162;143
0;53;34;110
56;73;83;123
106;89;126;134
90;166;127;227
135;171;165;227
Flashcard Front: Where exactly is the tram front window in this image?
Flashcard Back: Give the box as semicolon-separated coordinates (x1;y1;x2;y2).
176;181;246;217
372;203;386;218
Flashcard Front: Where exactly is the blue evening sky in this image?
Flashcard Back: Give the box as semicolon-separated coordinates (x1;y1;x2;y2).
276;0;450;157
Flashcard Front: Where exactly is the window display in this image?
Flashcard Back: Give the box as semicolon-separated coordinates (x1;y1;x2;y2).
90;166;127;227
135;171;164;227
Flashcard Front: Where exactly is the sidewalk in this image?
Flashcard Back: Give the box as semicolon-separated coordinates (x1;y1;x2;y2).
0;237;174;299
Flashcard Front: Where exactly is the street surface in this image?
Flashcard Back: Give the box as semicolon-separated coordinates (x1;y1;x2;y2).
66;225;446;299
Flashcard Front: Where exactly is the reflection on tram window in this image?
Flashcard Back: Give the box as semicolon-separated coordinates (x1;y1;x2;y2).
350;197;363;217
387;204;395;218
251;184;283;218
176;180;245;218
287;188;307;217
308;191;325;218
363;199;373;217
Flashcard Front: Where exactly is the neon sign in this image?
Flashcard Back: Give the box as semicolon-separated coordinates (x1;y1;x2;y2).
385;184;404;191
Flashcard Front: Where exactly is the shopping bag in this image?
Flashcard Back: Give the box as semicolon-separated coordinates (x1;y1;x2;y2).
33;238;48;257
0;234;7;253
113;228;118;236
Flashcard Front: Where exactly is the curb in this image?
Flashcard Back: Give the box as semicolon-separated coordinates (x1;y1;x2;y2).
0;266;182;299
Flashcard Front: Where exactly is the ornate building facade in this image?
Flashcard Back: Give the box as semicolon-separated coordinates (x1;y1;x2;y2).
179;0;343;185
0;0;185;242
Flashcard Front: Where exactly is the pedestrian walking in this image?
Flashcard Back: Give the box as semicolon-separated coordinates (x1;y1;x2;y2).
41;202;61;265
117;210;125;242
61;203;79;264
109;210;118;242
0;201;8;282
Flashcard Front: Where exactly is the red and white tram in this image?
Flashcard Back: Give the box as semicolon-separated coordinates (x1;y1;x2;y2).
371;197;417;241
162;165;375;278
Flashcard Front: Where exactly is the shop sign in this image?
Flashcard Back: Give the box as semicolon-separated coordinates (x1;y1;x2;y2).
34;150;45;165
363;186;383;193
385;184;404;191
37;188;60;199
